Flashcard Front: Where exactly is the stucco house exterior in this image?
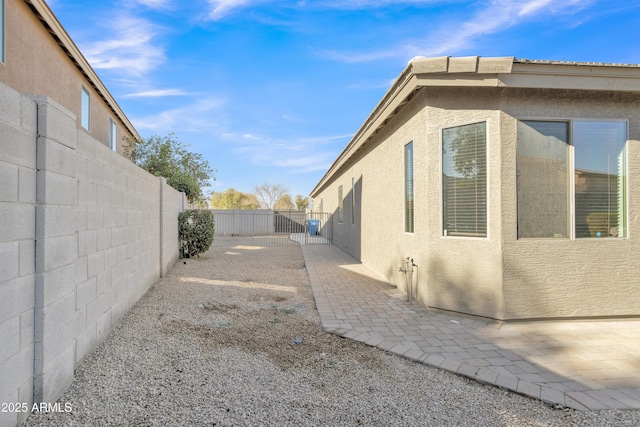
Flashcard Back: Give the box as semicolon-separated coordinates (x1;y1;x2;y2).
0;0;139;152
311;56;640;321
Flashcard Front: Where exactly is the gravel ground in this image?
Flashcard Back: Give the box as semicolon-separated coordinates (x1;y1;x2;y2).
25;245;640;426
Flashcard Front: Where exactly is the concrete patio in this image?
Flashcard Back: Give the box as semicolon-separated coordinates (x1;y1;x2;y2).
301;244;640;411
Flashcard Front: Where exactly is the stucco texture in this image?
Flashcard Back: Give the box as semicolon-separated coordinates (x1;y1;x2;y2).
0;0;132;152
499;89;640;319
314;86;640;321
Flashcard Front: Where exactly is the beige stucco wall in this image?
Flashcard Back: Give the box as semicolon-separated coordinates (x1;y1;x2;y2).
499;88;640;319
316;88;506;320
315;85;639;320
0;0;132;152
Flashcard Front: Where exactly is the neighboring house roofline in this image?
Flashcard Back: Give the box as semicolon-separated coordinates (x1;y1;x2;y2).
310;55;640;198
24;0;141;141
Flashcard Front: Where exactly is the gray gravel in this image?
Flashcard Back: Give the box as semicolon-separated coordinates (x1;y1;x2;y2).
25;245;640;426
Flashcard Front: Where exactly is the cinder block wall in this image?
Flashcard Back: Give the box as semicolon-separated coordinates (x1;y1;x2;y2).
0;82;186;427
0;81;38;427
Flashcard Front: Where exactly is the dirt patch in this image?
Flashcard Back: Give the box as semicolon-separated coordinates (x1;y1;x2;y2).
158;246;385;371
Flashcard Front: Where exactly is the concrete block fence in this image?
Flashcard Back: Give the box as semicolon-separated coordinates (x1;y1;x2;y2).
0;82;185;427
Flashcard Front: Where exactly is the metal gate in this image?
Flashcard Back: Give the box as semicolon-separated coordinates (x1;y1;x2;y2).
210;210;333;247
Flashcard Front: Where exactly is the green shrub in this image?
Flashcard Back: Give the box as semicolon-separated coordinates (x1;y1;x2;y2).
179;210;215;258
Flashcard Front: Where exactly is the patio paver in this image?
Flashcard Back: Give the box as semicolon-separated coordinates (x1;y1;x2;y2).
302;244;640;411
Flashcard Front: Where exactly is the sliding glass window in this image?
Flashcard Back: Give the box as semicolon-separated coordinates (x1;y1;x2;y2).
517;121;570;238
574;121;627;238
517;120;627;239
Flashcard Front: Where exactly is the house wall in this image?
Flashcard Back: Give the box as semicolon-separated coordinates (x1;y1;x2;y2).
0;0;133;153
315;85;639;321
499;88;640;319
0;83;185;427
316;88;506;319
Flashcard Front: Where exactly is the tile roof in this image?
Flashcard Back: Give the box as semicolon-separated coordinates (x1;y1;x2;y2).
514;58;640;68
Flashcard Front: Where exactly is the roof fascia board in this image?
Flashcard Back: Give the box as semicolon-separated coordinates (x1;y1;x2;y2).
512;62;640;78
311;57;519;196
498;73;640;92
310;56;640;198
311;69;419;197
505;62;640;92
414;74;502;87
24;0;140;140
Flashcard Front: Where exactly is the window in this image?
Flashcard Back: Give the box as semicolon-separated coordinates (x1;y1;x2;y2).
517;121;569;238
0;0;4;63
517;120;627;239
110;119;117;151
338;185;343;223
442;122;487;237
81;87;90;130
351;177;355;225
405;142;414;233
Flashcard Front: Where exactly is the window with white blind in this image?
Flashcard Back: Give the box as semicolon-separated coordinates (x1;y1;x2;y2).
442;122;487;237
517;121;569;238
517;120;627;239
351;177;355;225
338;185;343;223
110;119;117;151
0;0;5;63
81;87;90;130
405;142;414;233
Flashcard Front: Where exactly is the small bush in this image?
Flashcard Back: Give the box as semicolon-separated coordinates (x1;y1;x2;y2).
179;210;215;258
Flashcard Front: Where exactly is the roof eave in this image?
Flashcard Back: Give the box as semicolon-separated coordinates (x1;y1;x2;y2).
310;56;513;197
24;0;141;141
310;56;640;198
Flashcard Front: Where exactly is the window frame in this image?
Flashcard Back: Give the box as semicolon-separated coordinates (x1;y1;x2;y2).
351;177;355;226
337;185;343;223
81;86;90;130
110;119;117;151
404;141;414;233
516;118;629;240
440;120;489;239
0;0;5;64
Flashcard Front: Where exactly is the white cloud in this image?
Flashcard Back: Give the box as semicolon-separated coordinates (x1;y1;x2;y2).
203;0;455;20
124;89;190;98
315;0;455;9
80;15;165;76
205;0;261;20
321;0;599;62
418;0;595;56
133;97;227;131
136;0;172;9
228;133;351;173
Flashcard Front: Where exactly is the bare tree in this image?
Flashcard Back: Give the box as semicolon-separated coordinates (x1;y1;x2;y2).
254;182;289;209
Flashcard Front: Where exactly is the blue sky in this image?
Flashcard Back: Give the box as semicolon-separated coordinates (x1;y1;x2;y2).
47;0;640;202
